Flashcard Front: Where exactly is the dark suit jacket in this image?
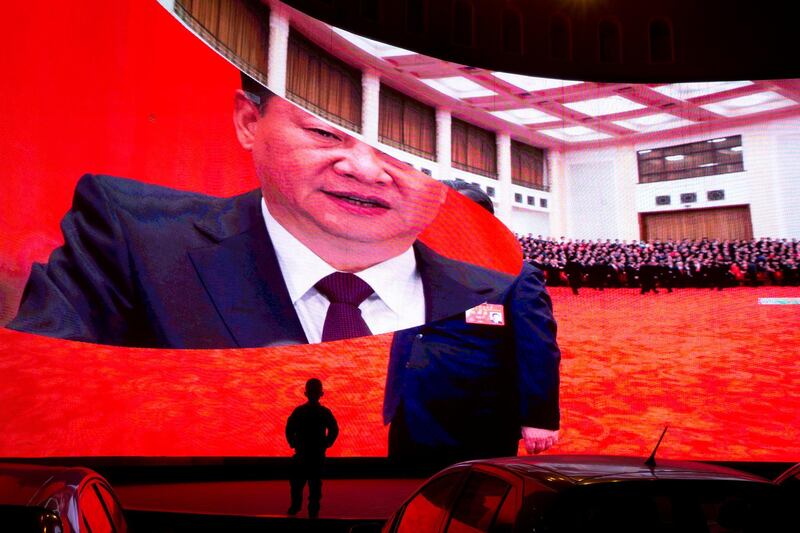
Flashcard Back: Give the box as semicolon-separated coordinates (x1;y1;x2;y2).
9;174;560;459
386;261;560;463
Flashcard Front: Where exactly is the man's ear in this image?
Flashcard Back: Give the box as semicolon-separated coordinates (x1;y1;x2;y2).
233;89;261;150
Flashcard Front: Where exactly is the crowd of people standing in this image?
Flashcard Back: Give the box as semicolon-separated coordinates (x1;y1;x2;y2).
518;235;800;293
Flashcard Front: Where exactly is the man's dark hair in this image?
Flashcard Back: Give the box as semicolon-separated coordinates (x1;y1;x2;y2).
240;72;274;113
440;179;495;214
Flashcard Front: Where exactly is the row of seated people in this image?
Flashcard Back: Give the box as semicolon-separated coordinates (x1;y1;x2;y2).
518;235;800;291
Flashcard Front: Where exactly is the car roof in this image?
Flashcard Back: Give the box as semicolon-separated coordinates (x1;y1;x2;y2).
774;462;800;485
0;463;99;506
459;455;769;489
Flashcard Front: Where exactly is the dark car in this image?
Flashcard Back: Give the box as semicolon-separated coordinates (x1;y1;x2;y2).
775;462;800;485
381;455;791;533
0;463;127;532
775;462;800;496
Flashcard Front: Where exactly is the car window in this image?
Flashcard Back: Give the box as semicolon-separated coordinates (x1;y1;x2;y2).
445;472;511;533
94;482;126;532
395;472;466;533
491;483;519;533
79;481;116;533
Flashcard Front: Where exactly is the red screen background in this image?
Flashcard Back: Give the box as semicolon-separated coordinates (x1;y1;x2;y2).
1;0;798;460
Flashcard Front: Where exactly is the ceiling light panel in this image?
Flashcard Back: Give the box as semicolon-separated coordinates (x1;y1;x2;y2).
539;126;612;142
614;113;695;132
653;81;755;100
490;72;583;92
700;91;797;117
563;95;647;117
421;77;497;99
490;108;560;124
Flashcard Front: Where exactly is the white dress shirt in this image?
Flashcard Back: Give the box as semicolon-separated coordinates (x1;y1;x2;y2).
261;200;426;344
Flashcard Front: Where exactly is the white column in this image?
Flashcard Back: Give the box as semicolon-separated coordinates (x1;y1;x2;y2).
435;108;452;180
267;6;290;97
614;144;641;241
547;150;566;239
495;132;513;225
361;70;380;143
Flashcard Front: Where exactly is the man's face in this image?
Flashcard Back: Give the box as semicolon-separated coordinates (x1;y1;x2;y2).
244;97;443;249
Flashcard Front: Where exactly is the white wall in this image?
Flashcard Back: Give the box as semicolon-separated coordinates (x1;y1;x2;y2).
772;132;800;238
561;116;800;240
634;116;800;239
509;208;550;237
446;166;551;231
508;184;551;235
564;158;616;240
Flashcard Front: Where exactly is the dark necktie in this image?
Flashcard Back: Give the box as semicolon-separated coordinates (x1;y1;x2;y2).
315;272;374;342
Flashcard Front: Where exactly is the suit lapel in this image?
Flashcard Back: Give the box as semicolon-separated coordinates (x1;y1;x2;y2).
413;242;511;323
386;244;516;423
188;190;307;348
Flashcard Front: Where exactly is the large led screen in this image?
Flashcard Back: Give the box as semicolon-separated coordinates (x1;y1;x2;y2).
1;0;798;462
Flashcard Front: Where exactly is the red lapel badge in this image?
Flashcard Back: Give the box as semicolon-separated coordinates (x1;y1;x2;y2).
465;303;505;326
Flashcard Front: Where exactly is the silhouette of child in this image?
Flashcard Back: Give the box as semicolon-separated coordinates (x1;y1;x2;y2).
285;378;339;518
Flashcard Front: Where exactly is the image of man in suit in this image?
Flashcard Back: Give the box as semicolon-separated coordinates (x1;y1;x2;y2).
8;78;560;463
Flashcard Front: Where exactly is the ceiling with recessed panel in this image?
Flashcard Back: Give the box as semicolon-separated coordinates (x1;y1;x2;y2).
323;25;800;151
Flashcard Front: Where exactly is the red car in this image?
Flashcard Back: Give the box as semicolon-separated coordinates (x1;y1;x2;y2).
381;455;791;533
0;463;127;532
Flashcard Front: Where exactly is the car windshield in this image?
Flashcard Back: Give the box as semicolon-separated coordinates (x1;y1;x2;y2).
539;479;791;533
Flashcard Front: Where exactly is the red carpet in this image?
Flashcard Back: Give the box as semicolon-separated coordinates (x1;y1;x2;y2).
1;287;798;461
546;286;800;460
